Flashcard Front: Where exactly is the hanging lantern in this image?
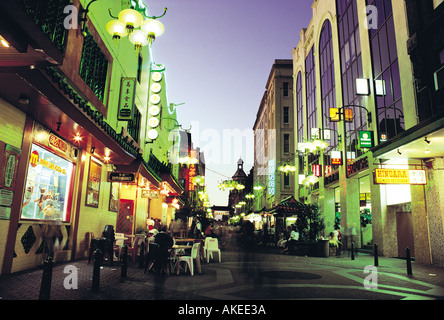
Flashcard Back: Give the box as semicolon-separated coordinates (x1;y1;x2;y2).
141;18;165;43
129;29;149;51
106;19;128;43
118;8;144;33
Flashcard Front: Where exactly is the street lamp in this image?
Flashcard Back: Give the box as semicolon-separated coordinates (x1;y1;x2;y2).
80;0;167;50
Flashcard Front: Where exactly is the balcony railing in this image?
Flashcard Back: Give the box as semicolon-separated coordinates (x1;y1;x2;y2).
16;0;69;53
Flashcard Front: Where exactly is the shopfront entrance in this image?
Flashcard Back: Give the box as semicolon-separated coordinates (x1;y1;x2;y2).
396;211;415;258
117;199;134;236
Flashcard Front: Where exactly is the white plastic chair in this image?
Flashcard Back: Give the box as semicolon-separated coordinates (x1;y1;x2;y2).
176;243;200;276
206;238;221;263
113;233;125;260
203;237;212;259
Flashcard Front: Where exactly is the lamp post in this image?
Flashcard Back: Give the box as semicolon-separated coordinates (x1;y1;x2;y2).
329;105;372;172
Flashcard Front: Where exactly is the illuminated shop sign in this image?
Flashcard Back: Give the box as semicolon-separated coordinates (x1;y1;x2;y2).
22;144;74;221
359;131;373;148
373;169;427;185
331;150;342;165
312;164;322;177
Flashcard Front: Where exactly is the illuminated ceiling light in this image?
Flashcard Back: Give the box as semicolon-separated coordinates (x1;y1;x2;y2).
118;8;144;33
104;156;111;162
1;39;9;47
425;149;431;154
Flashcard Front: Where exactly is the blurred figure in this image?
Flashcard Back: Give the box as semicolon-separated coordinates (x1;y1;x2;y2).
41;219;62;261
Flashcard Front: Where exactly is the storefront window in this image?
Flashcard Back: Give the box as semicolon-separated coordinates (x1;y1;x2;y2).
21;143;74;221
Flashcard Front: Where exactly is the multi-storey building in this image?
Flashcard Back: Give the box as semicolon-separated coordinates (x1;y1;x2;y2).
0;0;184;274
253;59;295;212
292;0;444;265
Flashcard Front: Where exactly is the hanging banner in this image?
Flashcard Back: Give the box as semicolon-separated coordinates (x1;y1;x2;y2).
118;77;136;121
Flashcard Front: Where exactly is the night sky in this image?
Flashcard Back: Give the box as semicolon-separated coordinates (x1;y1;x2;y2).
147;0;313;206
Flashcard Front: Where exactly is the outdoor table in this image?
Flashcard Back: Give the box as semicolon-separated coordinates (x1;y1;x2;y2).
174;238;195;244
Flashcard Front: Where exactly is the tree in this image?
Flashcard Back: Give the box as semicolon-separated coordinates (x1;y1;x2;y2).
296;204;325;242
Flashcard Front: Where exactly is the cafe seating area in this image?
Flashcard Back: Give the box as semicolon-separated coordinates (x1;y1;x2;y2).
88;224;223;277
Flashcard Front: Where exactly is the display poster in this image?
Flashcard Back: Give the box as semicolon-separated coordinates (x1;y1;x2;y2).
0;143;21;190
109;182;119;212
86;158;102;208
21;143;74;221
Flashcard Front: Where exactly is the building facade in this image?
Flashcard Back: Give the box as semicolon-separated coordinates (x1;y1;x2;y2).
292;0;444;265
253;59;295;212
0;0;184;274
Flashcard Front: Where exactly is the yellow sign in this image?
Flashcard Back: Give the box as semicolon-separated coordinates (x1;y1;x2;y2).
330;108;340;122
373;169;427;185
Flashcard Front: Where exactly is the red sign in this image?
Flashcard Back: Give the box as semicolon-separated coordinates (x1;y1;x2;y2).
188;164;196;191
49;133;68;153
325;165;332;176
312;164;322;177
30;150;39;168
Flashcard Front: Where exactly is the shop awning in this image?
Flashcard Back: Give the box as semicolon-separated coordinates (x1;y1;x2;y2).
160;172;184;197
114;159;161;189
268;196;307;217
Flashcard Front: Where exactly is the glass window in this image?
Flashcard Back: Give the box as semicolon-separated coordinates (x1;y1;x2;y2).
21;144;75;221
296;72;304;143
306;46;317;139
283;106;289;124
284;134;290;154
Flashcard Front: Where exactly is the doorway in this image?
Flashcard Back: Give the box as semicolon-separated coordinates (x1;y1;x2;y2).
117;199;134;236
396;212;415;258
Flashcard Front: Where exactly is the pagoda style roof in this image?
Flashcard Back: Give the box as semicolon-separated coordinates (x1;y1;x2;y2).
268;196;307;216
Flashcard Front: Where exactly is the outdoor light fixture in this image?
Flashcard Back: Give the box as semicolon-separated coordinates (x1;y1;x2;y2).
80;0;167;50
278;162;296;173
424;137;432;145
106;1;167;51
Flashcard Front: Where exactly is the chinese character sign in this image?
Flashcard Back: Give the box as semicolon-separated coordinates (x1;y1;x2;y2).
118;78;136;121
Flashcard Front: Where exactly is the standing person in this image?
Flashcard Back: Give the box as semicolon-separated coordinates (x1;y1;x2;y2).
153;226;174;274
193;217;204;239
169;218;182;238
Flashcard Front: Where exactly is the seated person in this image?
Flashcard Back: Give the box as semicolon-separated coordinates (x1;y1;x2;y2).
328;232;342;255
283;230;299;255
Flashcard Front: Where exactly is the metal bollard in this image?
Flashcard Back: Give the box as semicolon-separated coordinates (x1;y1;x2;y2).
92;249;102;292
406;247;413;276
374;243;379;267
121;245;128;279
139;240;145;269
351;242;355;260
39;257;54;300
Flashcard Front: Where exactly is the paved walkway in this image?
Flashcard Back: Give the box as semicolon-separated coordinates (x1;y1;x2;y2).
1;246;444;305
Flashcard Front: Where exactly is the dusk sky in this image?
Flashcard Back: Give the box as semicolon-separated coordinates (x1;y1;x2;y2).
147;0;314;206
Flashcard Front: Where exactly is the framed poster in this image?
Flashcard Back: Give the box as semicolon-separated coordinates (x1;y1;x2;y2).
86;158;101;208
109;182;120;212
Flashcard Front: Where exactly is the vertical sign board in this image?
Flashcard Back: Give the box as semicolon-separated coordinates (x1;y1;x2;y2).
359;131;373;148
268;160;275;195
312;164;322;177
118;77;136;121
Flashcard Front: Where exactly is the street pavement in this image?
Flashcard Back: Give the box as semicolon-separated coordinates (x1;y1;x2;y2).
1;245;444;316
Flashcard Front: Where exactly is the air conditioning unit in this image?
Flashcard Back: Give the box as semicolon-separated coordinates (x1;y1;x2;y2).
434;65;444;91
